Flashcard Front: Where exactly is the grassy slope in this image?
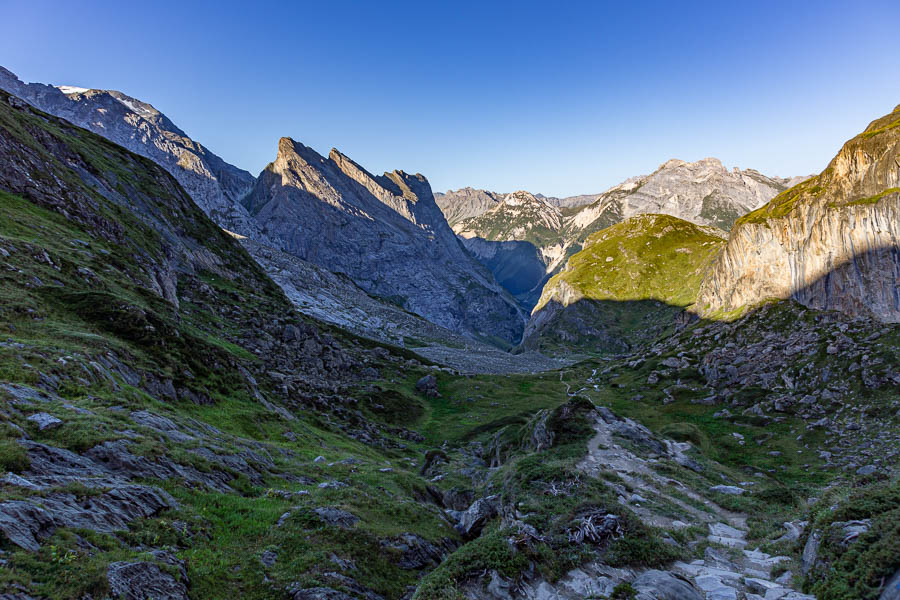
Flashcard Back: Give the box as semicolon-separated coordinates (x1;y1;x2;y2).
524;214;725;354
1;91;897;600
0;92;456;599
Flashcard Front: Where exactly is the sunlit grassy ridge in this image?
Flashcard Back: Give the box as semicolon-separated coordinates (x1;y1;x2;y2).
535;214;725;312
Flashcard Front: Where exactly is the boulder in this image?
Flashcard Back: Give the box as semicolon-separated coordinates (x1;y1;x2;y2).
313;507;359;528
25;412;62;431
633;570;703;600
455;495;500;538
380;533;449;569
415;375;440;398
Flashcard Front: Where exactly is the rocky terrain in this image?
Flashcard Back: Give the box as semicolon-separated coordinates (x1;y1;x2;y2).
698;104;900;324
521;215;726;354
435;189;595;228
0;66;529;351
243;138;525;344
0;72;897;600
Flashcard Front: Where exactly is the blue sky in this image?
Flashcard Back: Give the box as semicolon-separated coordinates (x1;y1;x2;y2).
3;0;900;197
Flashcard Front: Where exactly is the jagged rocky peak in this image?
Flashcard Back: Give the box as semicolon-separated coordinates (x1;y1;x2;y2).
698;102;900;322
246;137;526;343
0;66;259;238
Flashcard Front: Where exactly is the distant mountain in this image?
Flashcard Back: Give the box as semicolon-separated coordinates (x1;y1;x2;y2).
435;187;597;227
445;158;805;310
434;187;505;227
698;103;900;322
0;67;260;239
521;214;726;354
244;138;525;344
574;158;806;232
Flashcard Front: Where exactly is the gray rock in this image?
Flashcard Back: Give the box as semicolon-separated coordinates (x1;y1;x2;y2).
801;531;820;574
455;495;500;538
856;464;878;476
25;412;62;431
381;533;449;570
881;568;900;600
710;485;746;495
415;375;440;398
0;484;174;551
632;569;703;600
107;560;188;600
289;587;355;600
260;549;278;567
313;507;359;528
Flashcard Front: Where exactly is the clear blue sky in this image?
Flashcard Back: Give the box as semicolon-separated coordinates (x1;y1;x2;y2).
3;0;900;197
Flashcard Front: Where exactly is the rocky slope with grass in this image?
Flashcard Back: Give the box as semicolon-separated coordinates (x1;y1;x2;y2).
1;79;898;600
244;138;525;345
0;66;260;239
697;104;900;323
0;66;531;352
521;215;726;354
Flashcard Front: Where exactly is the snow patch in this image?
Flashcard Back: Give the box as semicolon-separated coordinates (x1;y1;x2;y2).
57;85;90;95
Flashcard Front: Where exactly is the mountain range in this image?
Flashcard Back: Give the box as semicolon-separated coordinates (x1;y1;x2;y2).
0;65;897;600
0;67;525;348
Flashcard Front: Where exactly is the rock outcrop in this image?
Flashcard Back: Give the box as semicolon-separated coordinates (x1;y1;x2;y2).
245;138;525;343
0;66;259;238
698;103;900;322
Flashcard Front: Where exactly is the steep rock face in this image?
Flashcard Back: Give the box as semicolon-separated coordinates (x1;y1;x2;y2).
698;104;900;322
246;138;525;343
454;191;569;309
522;215;726;354
0;66;259;238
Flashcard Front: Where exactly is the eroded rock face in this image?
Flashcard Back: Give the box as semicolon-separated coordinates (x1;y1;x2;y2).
698;104;900;322
245;138;525;343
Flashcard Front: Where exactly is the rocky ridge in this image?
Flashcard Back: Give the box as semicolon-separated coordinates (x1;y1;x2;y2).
698;104;900;323
446;159;802;310
245;137;526;344
0;66;260;239
0;66;531;349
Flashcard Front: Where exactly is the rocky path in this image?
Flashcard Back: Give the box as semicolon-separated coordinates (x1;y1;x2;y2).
571;380;816;599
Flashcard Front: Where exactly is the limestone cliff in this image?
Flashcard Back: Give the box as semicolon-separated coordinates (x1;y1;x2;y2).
697;103;900;322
